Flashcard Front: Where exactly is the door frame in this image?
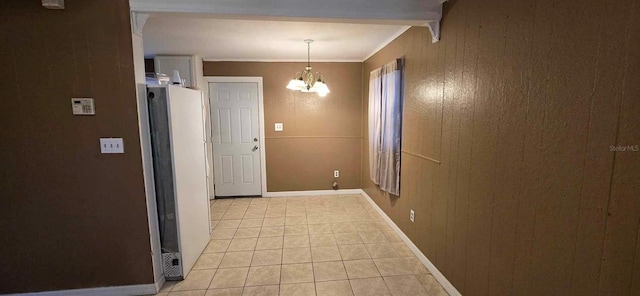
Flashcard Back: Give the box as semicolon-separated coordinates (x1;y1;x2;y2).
203;76;267;197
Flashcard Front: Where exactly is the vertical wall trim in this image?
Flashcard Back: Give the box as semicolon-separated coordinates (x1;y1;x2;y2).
132;32;163;290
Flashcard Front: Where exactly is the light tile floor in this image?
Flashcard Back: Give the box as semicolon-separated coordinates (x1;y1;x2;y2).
156;195;448;296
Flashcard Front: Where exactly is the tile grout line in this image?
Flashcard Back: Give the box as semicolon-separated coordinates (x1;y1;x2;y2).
183;195;445;295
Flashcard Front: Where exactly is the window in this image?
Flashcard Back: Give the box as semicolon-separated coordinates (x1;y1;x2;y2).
368;59;404;196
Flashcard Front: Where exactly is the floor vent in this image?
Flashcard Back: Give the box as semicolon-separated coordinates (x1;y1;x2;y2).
162;252;183;280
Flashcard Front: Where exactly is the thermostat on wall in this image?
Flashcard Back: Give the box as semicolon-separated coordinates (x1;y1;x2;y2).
71;98;95;115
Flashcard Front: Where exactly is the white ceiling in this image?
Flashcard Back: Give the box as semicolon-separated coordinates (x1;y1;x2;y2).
142;16;409;62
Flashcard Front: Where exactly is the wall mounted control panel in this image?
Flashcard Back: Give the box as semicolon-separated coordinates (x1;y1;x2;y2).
71;98;95;115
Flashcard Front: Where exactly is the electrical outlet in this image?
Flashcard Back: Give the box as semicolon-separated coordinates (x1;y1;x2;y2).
274;122;284;132
334;170;339;178
410;209;415;222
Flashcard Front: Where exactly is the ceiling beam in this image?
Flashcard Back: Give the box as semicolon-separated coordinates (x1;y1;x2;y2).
129;0;443;25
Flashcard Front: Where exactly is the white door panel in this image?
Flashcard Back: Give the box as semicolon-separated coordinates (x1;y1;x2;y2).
165;86;209;277
210;82;262;196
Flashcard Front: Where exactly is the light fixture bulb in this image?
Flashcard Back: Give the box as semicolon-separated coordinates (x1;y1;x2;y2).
286;79;299;90
309;80;323;92
320;83;330;94
294;79;306;90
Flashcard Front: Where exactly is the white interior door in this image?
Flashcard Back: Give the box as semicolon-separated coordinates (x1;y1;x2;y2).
209;82;262;196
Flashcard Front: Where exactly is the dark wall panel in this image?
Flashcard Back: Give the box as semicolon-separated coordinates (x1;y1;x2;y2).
0;0;153;293
361;0;640;294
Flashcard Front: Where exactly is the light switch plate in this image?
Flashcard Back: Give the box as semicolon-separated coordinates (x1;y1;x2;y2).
42;0;65;9
275;123;284;132
100;138;124;154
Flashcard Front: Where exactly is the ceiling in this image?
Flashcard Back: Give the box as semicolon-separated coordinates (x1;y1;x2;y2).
142;16;409;62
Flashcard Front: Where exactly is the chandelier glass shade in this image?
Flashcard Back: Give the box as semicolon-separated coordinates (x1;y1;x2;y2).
286;40;330;97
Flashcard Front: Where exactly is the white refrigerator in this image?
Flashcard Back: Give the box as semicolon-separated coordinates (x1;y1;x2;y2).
147;85;210;280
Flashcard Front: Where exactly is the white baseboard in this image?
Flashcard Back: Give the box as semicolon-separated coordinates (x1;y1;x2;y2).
15;189;456;296
154;275;166;294
8;283;158;296
262;189;363;197
358;189;462;296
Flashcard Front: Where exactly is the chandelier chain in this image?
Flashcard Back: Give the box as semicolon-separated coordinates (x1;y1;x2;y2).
307;42;311;68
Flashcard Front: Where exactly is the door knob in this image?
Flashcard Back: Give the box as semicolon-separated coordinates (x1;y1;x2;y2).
252;145;259;151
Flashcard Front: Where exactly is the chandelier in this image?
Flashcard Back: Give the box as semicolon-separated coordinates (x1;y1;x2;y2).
286;39;330;97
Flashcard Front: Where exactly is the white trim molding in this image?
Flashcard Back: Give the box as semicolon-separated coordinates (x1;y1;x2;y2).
203;58;364;63
153;276;166;295
130;12;149;36
358;189;462;296
131;32;164;288
8;283;157;296
203;76;267;197
263;189;363;197
130;0;443;24
427;21;441;43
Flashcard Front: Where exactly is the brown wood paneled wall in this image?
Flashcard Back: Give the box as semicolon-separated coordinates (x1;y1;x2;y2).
361;0;640;294
0;0;153;293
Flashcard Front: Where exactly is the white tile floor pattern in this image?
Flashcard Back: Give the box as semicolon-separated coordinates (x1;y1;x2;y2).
156;195;449;296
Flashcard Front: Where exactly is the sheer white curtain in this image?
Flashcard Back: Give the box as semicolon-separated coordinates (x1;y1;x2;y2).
368;59;403;196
